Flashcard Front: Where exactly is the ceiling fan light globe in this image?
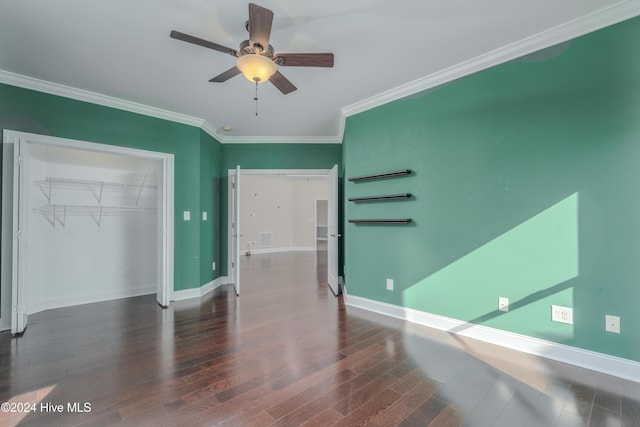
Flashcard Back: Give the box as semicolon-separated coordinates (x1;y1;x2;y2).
237;54;276;83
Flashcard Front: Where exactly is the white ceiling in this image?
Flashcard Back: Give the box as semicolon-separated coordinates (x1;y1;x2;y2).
0;0;638;143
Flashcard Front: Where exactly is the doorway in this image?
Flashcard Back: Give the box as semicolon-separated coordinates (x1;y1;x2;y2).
1;130;174;334
227;167;339;296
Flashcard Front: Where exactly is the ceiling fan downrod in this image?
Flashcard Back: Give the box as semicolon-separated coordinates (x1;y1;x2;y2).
254;80;259;116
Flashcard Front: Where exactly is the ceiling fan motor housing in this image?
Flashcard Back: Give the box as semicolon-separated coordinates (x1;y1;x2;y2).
239;39;274;57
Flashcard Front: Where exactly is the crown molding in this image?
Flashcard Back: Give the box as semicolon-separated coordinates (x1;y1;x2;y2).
340;0;640;119
218;135;342;144
2;1;638;145
0;69;205;128
200;120;224;142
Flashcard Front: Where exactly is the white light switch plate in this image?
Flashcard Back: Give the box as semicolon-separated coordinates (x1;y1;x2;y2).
183;211;190;221
498;297;509;312
202;211;207;221
386;279;393;291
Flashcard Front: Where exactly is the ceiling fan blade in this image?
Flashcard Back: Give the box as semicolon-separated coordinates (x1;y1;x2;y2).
209;66;241;82
248;3;274;52
270;71;297;95
274;53;334;67
170;30;238;57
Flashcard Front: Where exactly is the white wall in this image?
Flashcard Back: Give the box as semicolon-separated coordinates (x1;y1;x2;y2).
240;175;293;252
26;144;159;313
240;175;327;253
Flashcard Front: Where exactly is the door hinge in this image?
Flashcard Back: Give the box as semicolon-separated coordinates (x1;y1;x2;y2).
14;229;21;239
232;262;235;268
15;156;22;165
232;182;236;189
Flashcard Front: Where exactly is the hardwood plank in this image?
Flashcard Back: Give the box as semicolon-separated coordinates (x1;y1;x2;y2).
332;373;398;415
367;381;437;427
427;404;465;427
333;388;402;427
398;396;449;427
267;369;357;420
301;407;344;427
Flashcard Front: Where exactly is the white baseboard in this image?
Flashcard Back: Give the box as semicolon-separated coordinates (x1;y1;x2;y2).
345;294;640;384
27;285;156;315
242;246;316;255
171;276;225;302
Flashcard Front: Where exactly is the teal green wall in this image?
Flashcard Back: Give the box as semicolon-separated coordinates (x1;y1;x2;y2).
343;17;640;361
0;83;223;291
199;129;222;284
219;143;343;275
221;143;342;171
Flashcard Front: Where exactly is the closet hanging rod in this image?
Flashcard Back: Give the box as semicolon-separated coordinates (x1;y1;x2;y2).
35;177;158;190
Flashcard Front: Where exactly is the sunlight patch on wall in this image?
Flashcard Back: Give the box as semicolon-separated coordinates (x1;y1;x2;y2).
402;193;579;338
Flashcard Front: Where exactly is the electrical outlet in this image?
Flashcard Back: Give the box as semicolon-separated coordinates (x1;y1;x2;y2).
212;262;216;271
386;279;394;291
202;211;208;221
498;297;509;312
183;211;190;221
551;305;573;324
605;315;620;333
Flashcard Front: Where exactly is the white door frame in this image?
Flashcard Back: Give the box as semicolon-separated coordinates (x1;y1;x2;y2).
0;130;174;331
229;166;241;295
226;168;339;294
327;165;339;295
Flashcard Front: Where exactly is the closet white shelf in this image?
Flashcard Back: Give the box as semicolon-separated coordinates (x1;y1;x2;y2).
35;175;157;205
33;204;155;228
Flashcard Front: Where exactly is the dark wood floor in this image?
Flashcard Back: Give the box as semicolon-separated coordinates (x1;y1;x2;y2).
1;250;639;426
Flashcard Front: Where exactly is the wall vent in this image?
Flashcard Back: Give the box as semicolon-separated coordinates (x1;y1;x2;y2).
260;231;272;248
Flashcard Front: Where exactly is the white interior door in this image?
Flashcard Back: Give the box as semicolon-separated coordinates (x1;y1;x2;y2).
232;166;241;295
156;160;169;307
327;164;339;295
11;138;29;334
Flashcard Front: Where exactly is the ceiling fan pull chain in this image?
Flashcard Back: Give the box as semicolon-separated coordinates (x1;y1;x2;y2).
254;80;259;116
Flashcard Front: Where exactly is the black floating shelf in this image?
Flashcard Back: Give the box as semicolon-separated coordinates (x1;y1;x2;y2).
348;219;412;224
348;193;411;202
348;169;411;182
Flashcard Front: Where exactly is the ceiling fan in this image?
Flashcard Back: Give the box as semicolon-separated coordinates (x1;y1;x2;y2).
170;2;334;95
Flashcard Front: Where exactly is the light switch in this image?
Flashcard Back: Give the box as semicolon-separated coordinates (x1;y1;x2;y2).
183;211;191;221
202;211;207;221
